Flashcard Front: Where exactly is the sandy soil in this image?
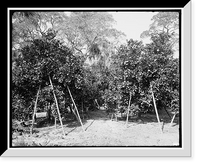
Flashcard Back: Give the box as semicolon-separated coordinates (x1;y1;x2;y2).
12;110;180;146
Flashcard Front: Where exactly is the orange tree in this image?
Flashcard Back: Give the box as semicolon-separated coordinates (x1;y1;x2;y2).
12;29;85;121
108;32;179;115
142;32;179;112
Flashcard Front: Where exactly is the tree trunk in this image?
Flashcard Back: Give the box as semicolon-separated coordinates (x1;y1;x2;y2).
81;101;84;120
30;86;40;135
95;99;100;109
49;76;65;136
164;107;172;119
47;102;51;124
125;92;132;127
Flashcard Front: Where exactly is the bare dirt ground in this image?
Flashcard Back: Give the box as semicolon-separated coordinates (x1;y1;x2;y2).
12;110;180;146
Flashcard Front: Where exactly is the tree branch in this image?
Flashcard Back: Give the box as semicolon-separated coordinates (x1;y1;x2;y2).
64;32;84;55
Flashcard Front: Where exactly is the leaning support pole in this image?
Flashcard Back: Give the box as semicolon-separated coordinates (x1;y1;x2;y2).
71;103;79;121
125;92;132;127
151;84;163;134
49;76;65;136
30;86;40;135
170;110;178;126
67;86;85;132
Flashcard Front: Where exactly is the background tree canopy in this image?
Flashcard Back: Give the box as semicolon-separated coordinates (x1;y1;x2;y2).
140;12;179;52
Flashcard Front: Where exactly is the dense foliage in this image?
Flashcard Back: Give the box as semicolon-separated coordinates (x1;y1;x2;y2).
105;33;179;114
12;30;85;120
12;11;180;124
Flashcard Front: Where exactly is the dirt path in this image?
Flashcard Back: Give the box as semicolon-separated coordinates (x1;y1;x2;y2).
12;110;180;146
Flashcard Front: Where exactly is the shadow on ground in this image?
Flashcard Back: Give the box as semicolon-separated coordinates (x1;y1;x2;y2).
33;108;179;133
88;109;180;126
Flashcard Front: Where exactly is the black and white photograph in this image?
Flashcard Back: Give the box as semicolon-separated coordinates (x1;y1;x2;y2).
10;9;182;148
2;2;193;158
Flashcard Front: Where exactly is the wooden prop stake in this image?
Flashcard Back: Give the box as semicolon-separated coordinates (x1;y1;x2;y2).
30;86;40;135
125;92;132;127
49;76;65;136
151;84;163;134
71;104;79;121
67;86;85;132
170;110;178;126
